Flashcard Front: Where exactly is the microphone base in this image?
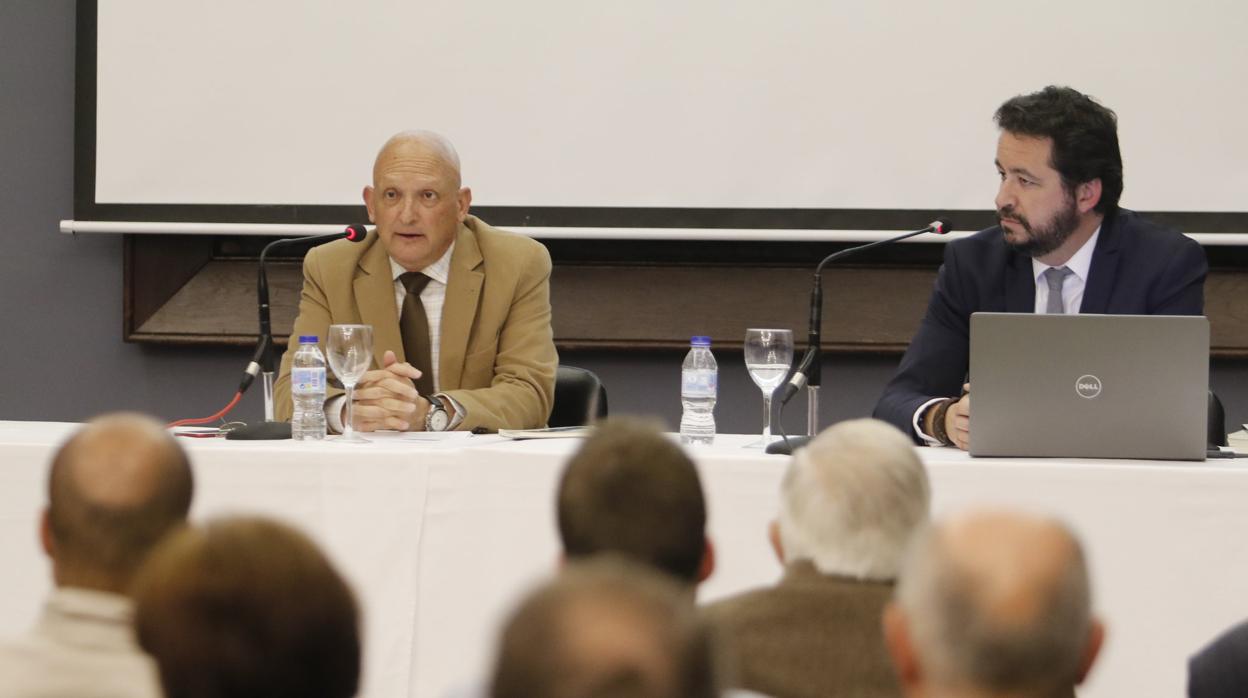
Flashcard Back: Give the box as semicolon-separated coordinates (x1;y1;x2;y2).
225;421;292;440
765;435;813;455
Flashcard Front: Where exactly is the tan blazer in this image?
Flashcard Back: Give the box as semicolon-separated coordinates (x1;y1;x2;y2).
701;561;902;698
275;215;557;432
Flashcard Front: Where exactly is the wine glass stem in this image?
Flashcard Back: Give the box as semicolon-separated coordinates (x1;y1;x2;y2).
762;392;773;440
343;384;356;438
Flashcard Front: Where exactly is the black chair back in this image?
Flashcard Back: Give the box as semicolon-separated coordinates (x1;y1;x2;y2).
1209;390;1227;448
549;366;608;428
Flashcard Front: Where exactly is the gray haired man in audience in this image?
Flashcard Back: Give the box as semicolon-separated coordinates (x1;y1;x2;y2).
883;510;1105;698
702;418;930;698
0;413;194;698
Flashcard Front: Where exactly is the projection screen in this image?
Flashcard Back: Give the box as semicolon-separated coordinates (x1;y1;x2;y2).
75;0;1248;238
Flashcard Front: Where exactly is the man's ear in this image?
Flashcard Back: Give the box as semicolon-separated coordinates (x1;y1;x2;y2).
362;185;377;223
456;187;472;221
768;519;785;564
883;603;922;688
39;508;54;558
1075;179;1102;214
1076;618;1106;684
697;537;716;584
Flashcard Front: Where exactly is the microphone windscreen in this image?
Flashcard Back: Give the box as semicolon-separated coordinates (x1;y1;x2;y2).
344;224;368;242
933;218;954;235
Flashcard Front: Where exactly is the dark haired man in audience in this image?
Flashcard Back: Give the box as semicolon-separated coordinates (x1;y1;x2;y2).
883;510;1104;698
557;417;714;587
1189;618;1248;697
490;557;721;698
132;515;361;698
874;85;1207;449
274;130;558;433
0;413;193;697
703;419;928;698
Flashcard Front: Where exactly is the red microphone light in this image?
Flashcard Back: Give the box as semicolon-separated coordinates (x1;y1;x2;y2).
344;224;368;242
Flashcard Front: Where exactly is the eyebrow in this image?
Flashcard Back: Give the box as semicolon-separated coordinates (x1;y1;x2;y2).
994;159;1042;180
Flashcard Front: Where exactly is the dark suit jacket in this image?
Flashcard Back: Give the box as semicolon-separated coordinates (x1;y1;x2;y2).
873;209;1207;442
1190;620;1248;698
701;561;901;698
274;215;558;432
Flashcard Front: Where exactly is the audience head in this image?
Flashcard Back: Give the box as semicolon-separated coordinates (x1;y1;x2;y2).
364;129;471;272
557;417;712;585
994;85;1123;215
43;412;193;592
490;557;721;698
884;509;1104;698
774;418;929;580
132;516;361;698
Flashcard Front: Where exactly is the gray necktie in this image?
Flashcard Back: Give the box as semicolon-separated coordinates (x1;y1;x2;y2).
1042;266;1074;314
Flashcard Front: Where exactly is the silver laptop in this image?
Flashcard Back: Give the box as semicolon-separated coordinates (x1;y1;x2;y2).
969;313;1209;460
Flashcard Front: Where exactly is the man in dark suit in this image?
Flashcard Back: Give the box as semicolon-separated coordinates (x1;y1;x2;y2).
701;419;929;698
874;86;1207;448
1189;620;1248;697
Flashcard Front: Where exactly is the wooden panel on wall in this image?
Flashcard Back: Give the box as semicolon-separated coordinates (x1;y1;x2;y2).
549;264;935;352
125;244;1248;358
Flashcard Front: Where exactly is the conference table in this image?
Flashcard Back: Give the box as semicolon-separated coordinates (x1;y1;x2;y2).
1;421;1246;697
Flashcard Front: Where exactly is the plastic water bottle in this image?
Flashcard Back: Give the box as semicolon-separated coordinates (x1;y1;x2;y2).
680;336;718;445
291;335;327;441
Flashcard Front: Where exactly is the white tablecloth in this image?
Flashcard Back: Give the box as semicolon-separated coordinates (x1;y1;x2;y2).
1;421;1246;697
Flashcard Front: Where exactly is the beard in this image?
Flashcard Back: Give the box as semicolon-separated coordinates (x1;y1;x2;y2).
998;196;1080;258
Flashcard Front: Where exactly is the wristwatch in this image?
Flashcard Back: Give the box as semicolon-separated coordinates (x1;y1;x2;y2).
424;395;451;432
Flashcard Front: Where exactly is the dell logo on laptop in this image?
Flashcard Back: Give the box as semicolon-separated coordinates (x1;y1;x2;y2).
1076;375;1102;399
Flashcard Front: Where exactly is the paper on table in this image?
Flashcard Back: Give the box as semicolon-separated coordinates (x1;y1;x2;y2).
498;426;593;440
402;432;479;442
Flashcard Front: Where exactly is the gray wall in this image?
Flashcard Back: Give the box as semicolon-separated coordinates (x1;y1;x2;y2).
3;1;1246;438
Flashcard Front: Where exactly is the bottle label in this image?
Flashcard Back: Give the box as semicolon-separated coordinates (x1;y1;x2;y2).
682;369;717;398
292;367;326;395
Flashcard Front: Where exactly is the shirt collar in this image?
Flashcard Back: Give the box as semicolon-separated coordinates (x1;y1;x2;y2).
1031;225;1100;283
390;241;455;286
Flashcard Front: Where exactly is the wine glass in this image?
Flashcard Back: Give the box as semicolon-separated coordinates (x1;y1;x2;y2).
327;324;374;443
744;328;794;449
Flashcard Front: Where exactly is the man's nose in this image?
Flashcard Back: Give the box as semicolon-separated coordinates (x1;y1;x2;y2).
399;196;421;223
995;181;1015;213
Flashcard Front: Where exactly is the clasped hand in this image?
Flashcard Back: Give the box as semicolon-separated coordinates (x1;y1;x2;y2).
348;350;429;431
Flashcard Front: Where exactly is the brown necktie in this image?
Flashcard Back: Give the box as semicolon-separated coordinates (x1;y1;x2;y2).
399;272;436;397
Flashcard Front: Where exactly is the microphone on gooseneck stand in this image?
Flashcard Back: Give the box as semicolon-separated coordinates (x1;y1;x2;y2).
226;225;368;441
766;219;953;456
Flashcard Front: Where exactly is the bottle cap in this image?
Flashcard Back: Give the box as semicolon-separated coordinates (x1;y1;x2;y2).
690;335;712;346
298;335;319;343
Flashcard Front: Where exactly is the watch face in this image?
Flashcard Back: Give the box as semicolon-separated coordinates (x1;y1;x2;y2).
427;408;450;432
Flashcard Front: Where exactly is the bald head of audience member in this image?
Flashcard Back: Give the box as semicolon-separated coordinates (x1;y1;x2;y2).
773;418;930;580
557;418;713;586
42;413;193;593
490;558;720;698
884;510;1104;698
132;516;361;698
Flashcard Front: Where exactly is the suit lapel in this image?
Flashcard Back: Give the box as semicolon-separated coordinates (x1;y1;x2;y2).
1079;214;1121;314
1004;246;1035;313
439;221;484;390
354;237;404;368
